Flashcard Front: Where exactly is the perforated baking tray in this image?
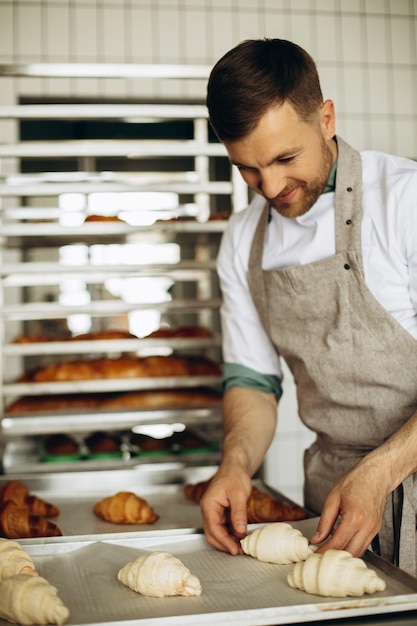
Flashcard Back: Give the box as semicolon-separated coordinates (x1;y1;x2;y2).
3;519;417;626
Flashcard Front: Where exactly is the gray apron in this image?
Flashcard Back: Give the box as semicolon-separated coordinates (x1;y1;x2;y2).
247;136;417;575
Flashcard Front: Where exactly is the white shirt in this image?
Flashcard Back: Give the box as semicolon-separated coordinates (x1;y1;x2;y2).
218;149;417;381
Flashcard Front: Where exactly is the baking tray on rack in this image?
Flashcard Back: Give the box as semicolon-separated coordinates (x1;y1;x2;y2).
0;465;221;541
3;518;417;626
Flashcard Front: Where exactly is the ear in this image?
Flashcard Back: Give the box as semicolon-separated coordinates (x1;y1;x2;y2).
320;99;336;139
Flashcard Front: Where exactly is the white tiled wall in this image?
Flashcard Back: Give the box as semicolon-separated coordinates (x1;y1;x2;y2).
1;0;416;502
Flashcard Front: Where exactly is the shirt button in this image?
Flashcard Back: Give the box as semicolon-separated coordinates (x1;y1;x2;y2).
344;263;351;270
346;219;352;225
347;187;353;192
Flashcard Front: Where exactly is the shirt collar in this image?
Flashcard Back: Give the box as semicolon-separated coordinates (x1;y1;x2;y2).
323;158;337;194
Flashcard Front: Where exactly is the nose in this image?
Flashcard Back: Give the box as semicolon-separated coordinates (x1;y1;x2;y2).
258;167;286;200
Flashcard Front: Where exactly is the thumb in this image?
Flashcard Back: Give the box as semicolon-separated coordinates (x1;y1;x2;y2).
230;503;248;537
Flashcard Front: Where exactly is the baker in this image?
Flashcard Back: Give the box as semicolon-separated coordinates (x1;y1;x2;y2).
200;37;417;576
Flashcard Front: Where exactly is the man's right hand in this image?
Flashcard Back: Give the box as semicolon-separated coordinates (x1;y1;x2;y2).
200;470;252;554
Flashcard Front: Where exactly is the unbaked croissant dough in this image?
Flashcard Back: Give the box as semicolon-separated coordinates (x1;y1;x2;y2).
287;549;386;597
0;538;38;581
240;522;316;564
117;551;202;597
0;573;69;625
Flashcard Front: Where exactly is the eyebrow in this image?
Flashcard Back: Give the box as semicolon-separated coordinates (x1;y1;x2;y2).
231;147;302;169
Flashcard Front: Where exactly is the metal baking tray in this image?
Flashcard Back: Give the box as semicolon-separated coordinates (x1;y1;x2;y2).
0;466;219;541
3;518;417;626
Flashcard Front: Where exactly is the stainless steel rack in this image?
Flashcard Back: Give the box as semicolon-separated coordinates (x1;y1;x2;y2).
0;63;248;474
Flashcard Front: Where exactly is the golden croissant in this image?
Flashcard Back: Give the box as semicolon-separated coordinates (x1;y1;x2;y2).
0;480;59;517
241;522;316;564
0;573;69;625
93;491;159;524
184;480;305;523
287;549;386;597
117;551;202;597
0;501;62;539
0;538;38;581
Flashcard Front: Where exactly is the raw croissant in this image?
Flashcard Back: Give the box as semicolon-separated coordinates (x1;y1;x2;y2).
241;522;316;564
287;549;386;597
184;480;306;523
93;491;159;524
0;538;38;581
117;551;202;597
0;574;69;625
0;480;59;517
0;501;62;539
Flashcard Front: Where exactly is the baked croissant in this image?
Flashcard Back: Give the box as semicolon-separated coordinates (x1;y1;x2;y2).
0;538;38;581
241;522;316;564
0;574;69;625
117;551;202;597
0;501;62;539
0;480;59;517
184;480;306;523
93;491;159;524
287;549;386;597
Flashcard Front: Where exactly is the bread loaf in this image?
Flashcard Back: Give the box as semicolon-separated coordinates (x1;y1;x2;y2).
21;355;221;383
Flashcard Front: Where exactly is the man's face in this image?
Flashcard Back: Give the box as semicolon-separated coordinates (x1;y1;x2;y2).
225;100;337;218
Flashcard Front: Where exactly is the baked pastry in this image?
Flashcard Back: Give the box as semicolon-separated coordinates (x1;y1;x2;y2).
241;522;316;564
184;480;306;523
287;549;386;597
247;485;306;523
117;551;202;597
0;538;38;581
93;492;159;524
0;501;62;539
130;433;172;454
145;325;213;339
24;355;221;383
0;480;59;517
43;434;80;458
85;431;122;456
0;574;69;625
6;393;103;415
84;214;124;222
101;387;222;410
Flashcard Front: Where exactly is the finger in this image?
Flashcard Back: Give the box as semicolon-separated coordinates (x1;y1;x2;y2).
230;504;248;539
202;501;242;555
203;518;242;554
310;500;341;544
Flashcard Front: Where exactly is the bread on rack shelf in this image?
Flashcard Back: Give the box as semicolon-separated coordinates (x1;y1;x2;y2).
145;325;213;339
101;387;222;409
184;480;306;523
0;501;62;539
12;329;137;343
84;214;125;222
5;393;103;414
18;355;221;383
6;387;222;415
93;491;159;524
0;480;59;517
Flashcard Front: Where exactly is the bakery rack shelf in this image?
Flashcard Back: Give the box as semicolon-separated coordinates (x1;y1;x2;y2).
3;376;222;396
2;406;222;437
2;299;223;320
0;62;246;473
5;335;222;356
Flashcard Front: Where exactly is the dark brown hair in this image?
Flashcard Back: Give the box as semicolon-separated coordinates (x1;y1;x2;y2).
206;38;324;143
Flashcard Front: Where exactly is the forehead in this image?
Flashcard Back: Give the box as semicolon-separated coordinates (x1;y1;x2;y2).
225;102;312;166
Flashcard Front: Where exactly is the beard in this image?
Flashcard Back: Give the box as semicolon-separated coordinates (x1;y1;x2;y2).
270;139;335;219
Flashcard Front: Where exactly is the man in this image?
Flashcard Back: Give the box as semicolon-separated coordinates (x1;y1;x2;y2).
200;38;417;576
